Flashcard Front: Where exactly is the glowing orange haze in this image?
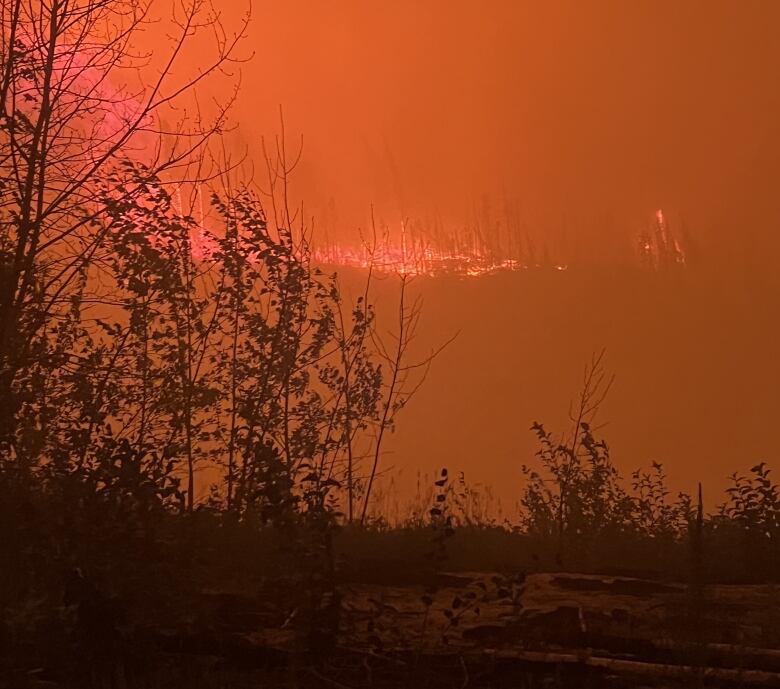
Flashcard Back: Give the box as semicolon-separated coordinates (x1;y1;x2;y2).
151;1;780;507
217;0;780;263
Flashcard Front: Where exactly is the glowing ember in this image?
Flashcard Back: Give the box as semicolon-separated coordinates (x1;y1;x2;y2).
309;219;568;277
637;209;687;270
309;240;567;277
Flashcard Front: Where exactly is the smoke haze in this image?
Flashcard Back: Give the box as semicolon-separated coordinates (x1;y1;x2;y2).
198;1;780;503
220;1;779;259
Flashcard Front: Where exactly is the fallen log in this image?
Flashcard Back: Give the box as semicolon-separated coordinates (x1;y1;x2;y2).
486;648;780;686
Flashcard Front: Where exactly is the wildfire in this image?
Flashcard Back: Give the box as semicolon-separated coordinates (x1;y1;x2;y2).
309;212;686;278
309;241;567;278
636;209;687;270
310;219;568;278
163;198;685;278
